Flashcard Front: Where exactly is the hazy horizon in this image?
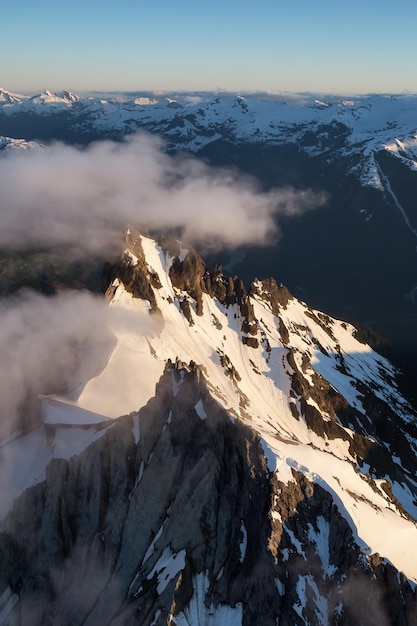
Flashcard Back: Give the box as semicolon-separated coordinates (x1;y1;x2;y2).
2;87;417;101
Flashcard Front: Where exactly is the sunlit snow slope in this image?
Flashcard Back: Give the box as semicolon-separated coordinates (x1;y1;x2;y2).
1;230;417;624
69;232;417;584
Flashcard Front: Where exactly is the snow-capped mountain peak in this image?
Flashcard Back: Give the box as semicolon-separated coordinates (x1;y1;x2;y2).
0;88;24;104
0;134;43;152
0;230;416;624
28;89;79;106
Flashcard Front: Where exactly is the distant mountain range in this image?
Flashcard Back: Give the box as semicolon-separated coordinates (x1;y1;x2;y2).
1;87;417;189
0;88;416;181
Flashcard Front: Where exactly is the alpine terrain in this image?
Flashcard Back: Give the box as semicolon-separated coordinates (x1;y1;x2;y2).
0;229;417;625
1;88;417;384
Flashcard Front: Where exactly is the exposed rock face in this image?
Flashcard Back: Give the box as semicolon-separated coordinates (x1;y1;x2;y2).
168;247;205;316
104;228;162;312
0;365;415;625
0;364;417;626
270;472;417;626
203;263;232;305
107;233;417;494
250;277;293;315
1;233;417;625
117;233;269;344
0;366;273;624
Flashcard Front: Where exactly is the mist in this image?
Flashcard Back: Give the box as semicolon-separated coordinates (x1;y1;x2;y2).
0;289;162;438
0;132;327;255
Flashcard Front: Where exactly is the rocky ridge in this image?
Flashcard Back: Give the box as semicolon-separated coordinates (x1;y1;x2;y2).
0;362;416;625
0;232;417;624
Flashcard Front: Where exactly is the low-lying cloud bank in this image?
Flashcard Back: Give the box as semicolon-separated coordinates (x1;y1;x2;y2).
0;132;327;254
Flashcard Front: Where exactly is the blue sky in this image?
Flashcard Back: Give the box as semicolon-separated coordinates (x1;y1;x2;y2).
3;0;417;94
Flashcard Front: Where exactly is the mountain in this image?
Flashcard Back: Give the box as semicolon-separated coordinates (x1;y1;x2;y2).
1;89;417;189
1;89;417;388
0;135;41;153
0;230;416;624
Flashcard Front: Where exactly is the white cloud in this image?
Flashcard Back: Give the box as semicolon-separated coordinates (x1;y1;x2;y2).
0;132;327;255
0;290;111;436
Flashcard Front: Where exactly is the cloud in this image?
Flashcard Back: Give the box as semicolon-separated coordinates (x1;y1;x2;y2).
0;287;166;438
0;290;112;437
0;132;327;255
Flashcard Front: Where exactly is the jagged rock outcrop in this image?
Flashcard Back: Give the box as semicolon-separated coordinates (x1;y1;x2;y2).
103;228;162;312
105;233;417;492
122;236;296;354
203;263;236;306
1;232;417;625
168;248;205;317
0;365;415;625
116;233;272;344
250;278;293;315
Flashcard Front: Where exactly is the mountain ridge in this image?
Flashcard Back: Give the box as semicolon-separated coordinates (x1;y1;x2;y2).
1;88;417;190
1;360;416;625
0;231;416;623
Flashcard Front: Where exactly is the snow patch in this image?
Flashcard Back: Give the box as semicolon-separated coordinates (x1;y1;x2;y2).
194;398;207;420
307;516;337;576
146;547;186;595
171;573;243;625
142;524;165;564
